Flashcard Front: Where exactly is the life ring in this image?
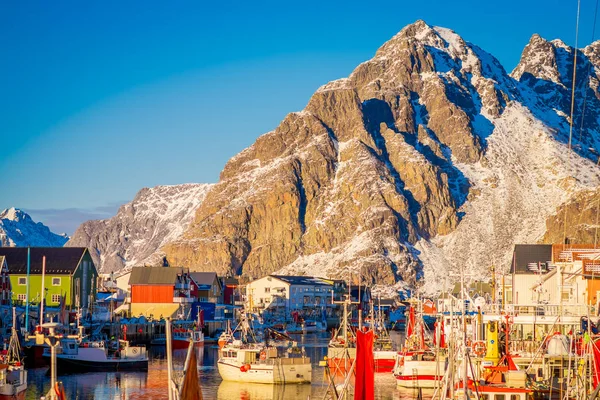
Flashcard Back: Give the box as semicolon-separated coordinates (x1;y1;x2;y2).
472;340;486;357
260;351;266;361
240;365;247;372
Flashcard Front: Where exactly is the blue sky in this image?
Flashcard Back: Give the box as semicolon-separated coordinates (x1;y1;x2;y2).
1;0;597;234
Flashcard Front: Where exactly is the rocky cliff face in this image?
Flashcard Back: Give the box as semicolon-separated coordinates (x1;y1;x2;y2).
67;184;213;273
162;21;600;290
0;208;69;247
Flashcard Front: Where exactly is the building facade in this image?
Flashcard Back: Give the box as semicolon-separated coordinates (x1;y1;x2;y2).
0;257;11;306
128;266;193;318
0;247;98;310
190;272;223;303
246;275;333;313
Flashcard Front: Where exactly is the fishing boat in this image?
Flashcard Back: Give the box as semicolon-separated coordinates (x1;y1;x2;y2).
301;319;327;333
0;310;27;399
151;326;204;349
371;298;397;373
217;339;311;383
326;297;357;377
44;338;148;372
393;305;446;388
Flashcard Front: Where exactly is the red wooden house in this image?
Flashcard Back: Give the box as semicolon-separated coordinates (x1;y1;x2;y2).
128;266;193;318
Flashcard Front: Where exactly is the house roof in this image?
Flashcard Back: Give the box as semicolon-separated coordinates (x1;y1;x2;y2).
451;281;492;296
270;275;332;286
129;266;188;285
0;247;90;275
190;272;219;287
511;244;553;274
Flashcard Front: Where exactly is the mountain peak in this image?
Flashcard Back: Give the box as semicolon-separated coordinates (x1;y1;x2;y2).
0;207;30;223
0;208;68;247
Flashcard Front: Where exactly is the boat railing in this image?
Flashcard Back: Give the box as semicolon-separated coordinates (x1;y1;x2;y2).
484;303;593;317
511;304;591;317
509;340;541;356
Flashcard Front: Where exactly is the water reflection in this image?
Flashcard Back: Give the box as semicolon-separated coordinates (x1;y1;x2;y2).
24;332;404;399
217;381;312;400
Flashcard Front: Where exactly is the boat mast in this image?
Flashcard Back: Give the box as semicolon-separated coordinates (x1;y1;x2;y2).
460;266;468;400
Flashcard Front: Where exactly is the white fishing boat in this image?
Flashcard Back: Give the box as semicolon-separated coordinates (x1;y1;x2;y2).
393;305;446;388
217;340;311;384
301;319;327;333
44;338;148;373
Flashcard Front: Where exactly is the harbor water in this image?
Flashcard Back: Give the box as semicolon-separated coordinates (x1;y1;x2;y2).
25;331;418;399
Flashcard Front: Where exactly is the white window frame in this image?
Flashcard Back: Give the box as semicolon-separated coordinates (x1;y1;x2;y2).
52;277;61;286
18;277;26;286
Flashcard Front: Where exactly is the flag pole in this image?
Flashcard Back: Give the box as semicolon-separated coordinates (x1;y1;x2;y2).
25;247;30;333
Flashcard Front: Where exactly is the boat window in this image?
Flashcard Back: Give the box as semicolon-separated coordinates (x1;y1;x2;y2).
495;395;505;400
69;344;75;350
510;396;520;400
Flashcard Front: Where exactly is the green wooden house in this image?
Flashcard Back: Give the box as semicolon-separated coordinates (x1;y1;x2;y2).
0;247;98;310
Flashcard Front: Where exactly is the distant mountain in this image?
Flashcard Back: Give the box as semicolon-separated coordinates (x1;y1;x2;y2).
0;208;69;247
67;184;213;273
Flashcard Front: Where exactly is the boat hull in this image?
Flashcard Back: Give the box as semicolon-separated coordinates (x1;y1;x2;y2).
52;356;149;373
0;389;25;400
217;360;311;384
0;370;27;399
374;350;397;373
172;338;204;349
23;344;48;368
394;357;446;388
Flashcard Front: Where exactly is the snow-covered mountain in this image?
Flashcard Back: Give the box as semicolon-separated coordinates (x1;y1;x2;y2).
67;184;213;273
160;20;600;293
0;208;69;247
68;21;600;294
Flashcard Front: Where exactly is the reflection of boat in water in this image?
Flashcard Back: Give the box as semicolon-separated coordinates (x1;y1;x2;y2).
217;380;312;399
44;338;148;373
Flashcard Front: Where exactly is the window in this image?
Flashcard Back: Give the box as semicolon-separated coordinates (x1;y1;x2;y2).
495;395;505;400
17;294;26;301
18;277;26;286
52;277;61;286
51;294;61;303
264;288;270;293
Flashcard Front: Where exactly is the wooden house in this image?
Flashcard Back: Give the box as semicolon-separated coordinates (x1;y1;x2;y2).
128;266;193;318
0;247;97;310
189;272;223;303
0;256;11;306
